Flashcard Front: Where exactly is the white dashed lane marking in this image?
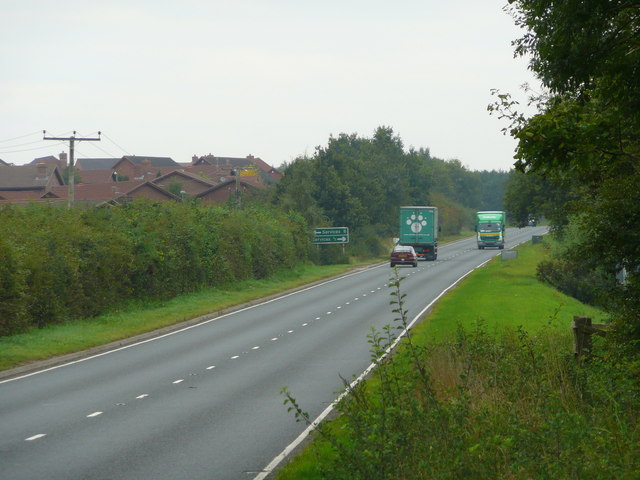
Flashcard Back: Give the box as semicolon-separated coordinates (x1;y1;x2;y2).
19;261;453;450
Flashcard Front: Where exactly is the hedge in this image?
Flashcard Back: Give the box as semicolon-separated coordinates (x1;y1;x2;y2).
0;201;310;336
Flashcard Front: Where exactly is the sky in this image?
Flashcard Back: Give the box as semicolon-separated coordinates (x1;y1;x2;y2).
0;1;539;171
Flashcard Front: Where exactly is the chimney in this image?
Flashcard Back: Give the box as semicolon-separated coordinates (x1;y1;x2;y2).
59;152;68;168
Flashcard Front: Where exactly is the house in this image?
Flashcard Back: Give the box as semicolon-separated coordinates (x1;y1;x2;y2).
111;156;179;181
29;153;68;169
75;169;119;184
183;164;250;185
0;163;65;201
0;151;277;206
195;176;263;204
151;170;217;197
76;158;120;171
116;181;182;203
44;181;146;205
0;158;9;166
192;154;282;183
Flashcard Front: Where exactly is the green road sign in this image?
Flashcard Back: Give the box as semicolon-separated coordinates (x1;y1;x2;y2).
313;227;349;244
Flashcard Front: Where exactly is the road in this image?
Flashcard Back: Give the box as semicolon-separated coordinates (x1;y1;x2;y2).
0;227;547;480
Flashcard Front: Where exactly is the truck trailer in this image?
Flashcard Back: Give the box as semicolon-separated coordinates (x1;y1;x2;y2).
475;211;506;249
399;206;438;261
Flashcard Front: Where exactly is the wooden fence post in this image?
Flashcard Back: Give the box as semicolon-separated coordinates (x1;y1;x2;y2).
573;316;592;358
572;316;611;359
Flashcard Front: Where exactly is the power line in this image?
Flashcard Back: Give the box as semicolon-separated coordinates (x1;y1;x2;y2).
101;132;131;155
75;142;118;158
0;141;66;154
0;130;42;144
0;138;50;150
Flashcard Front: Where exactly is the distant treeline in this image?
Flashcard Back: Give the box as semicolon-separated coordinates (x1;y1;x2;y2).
0;201;309;336
271;126;508;244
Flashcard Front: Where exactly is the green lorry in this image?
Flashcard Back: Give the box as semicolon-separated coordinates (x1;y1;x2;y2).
475;211;506;249
399;206;438;261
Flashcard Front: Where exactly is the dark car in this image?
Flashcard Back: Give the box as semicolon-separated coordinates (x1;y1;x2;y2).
390;245;418;268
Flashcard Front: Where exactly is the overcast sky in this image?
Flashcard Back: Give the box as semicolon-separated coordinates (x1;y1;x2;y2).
0;1;538;171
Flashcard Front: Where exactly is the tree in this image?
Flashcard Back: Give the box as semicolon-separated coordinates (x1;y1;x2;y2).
501;0;640;340
503;169;574;228
167;180;185;198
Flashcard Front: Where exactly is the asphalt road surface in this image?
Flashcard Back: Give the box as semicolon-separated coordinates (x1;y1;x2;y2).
0;227;547;480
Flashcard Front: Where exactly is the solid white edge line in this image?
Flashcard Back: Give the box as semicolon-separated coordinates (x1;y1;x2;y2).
252;256;495;480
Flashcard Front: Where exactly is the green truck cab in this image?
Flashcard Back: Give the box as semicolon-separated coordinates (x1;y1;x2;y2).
475;211;506;249
398;206;438;261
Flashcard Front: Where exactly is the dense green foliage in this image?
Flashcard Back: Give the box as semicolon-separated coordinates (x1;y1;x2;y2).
272;127;508;246
498;1;640;340
0;201;309;336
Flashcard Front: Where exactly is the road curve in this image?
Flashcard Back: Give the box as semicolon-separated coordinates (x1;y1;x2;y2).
0;227;547;480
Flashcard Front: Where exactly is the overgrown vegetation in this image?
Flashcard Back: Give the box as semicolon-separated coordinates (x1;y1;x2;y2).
278;243;639;479
0;201;309;336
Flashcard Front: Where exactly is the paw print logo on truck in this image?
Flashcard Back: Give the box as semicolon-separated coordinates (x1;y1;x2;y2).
407;214;427;233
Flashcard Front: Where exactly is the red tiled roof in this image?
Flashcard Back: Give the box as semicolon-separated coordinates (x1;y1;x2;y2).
77;169;115;184
48;181;146;201
0;164;65;190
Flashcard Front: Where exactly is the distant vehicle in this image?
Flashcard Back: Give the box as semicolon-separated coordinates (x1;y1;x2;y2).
528;217;537;227
398;206;438;260
475;211;506;249
390;245;418;268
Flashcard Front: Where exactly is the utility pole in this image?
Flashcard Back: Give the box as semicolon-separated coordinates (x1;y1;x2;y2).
233;167;241;208
43;130;101;207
